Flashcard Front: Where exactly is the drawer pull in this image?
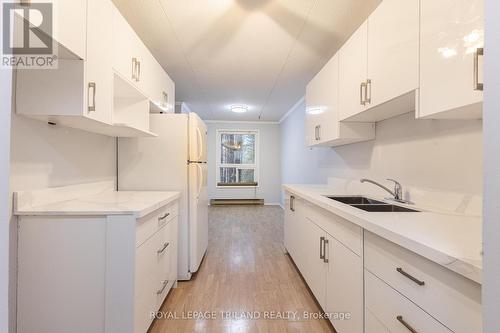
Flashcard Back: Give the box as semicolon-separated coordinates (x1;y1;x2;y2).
158;212;170;225
156;280;169;295
396;267;425;286
396;315;418;333
157;242;170;254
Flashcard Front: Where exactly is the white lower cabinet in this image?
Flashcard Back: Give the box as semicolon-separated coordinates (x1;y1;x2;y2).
299;218;327;308
365;270;452;333
325;238;363;333
283;192;363;333
17;200;179;333
283;192;483;333
134;218;175;333
364;231;482;333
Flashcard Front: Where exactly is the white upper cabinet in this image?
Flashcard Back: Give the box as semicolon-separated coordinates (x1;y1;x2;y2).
85;0;113;124
339;0;419;122
418;0;484;119
53;0;87;59
306;55;339;145
18;0;87;59
15;0;174;137
339;22;368;121
366;0;419;112
112;6;175;113
307;52;375;147
112;7;144;86
16;0;115;132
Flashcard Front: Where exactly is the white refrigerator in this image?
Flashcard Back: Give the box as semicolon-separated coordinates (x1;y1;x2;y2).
118;113;208;280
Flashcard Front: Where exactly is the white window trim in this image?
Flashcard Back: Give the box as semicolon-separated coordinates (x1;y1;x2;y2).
216;129;259;188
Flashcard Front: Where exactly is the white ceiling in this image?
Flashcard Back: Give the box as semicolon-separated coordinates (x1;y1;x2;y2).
112;0;380;121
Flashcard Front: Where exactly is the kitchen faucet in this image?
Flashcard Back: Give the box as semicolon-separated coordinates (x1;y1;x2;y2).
360;178;411;204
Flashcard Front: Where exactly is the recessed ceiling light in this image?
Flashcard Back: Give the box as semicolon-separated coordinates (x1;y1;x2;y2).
230;105;248;113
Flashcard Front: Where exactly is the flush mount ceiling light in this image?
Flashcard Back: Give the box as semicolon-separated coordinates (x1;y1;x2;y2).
230;105;248;113
307;106;325;115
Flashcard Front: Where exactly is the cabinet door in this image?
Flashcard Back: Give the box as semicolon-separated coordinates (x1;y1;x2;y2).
298;219;327;308
85;0;113;124
305;69;324;146
284;195;295;254
112;5;143;85
419;0;484;119
339;21;368;120
306;54;340;146
325;237;363;333
285;195;304;268
54;0;87;59
367;0;419;108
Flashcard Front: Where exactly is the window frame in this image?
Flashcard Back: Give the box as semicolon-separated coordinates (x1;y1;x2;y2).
216;129;259;188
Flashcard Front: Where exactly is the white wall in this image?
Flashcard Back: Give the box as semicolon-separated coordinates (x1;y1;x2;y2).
483;0;500;331
1;69;13;333
8;73;116;332
281;99;483;202
207;121;281;205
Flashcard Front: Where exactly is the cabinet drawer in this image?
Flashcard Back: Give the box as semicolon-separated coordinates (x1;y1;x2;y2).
135;222;173;333
364;232;482;333
365;270;453;333
136;201;178;247
304;202;362;256
135;226;163;333
155;221;173;311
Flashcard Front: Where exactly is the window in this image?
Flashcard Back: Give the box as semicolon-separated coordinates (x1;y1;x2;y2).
216;130;258;187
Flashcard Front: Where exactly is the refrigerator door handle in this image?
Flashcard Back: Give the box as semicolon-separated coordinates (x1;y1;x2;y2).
195;127;203;161
196;163;203;199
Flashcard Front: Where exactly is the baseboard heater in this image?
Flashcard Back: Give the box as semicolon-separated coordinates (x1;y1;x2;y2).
210;199;264;206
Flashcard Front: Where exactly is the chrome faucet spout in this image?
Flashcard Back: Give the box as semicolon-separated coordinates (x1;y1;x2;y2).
360;178;396;198
360;178;409;204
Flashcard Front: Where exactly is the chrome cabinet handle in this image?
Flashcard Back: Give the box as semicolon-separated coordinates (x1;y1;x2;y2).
323;238;329;263
157;242;170;254
158;212;170;221
365;79;372;104
290;195;295;212
156;280;169;295
396;315;418;333
158;212;170;226
360;82;366;105
319;237;325;259
396;267;425;286
87;82;96;112
317;125;321;141
473;47;484;91
132;58;137;81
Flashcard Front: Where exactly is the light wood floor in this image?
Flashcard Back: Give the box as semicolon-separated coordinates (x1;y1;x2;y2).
149;206;334;333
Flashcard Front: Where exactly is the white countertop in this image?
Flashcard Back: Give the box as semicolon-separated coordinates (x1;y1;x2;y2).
283;184;483;284
14;182;180;219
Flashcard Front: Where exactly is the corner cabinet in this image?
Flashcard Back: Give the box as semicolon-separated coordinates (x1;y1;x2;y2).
306;53;375;147
16;200;179;333
284;193;364;333
417;0;484;119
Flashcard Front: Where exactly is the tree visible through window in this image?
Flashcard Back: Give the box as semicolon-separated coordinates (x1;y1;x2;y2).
217;130;258;186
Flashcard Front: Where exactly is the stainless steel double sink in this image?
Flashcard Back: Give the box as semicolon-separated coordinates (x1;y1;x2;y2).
327;196;420;212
